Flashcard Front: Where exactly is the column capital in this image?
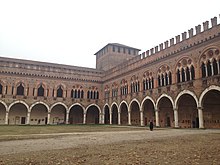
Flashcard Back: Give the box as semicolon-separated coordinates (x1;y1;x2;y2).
197;106;204;110
173;108;178;111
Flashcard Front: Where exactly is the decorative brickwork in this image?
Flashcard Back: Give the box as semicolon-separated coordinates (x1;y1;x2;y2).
0;16;220;128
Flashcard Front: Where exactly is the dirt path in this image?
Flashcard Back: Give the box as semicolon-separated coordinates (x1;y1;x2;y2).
1;129;219;155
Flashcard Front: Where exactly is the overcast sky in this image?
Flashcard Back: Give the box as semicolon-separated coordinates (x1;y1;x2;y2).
0;0;219;68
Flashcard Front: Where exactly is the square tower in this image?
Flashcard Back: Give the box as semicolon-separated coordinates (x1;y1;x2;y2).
94;43;140;71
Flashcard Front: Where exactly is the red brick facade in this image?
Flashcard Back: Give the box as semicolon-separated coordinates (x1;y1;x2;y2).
0;16;219;128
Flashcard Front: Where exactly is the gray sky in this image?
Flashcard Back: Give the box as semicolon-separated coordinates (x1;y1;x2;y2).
0;0;219;68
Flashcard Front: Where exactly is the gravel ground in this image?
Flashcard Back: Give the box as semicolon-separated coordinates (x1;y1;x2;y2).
0;129;220;164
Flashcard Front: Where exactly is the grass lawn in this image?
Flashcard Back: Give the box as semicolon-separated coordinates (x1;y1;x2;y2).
0;124;146;136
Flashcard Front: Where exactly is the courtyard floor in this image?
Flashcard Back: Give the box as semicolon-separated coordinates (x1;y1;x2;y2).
0;125;219;164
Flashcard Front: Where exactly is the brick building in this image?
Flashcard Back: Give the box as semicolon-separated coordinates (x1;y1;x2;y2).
0;16;220;128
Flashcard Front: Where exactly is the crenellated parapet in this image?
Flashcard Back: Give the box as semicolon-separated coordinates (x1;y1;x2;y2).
104;15;220;81
142;16;219;58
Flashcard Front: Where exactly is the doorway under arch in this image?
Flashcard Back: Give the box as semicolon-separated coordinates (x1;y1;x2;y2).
111;104;118;125
130;100;140;126
120;102;128;125
0;102;6;124
104;105;110;124
30;104;48;125
9;103;28;125
142;99;155;126
177;94;198;128
86;105;99;124
50;104;66;124
201;89;220;128
69;105;84;124
157;97;174;127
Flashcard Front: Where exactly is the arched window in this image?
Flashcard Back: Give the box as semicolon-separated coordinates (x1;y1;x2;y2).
77;90;80;98
186;67;190;81
200;48;220;78
87;91;90;99
158;75;161;87
137;81;140;92
130;83;133;93
151;78;154;88
81;90;84;98
213;59;218;75
57;86;63;97
71;89;74;98
219;59;220;73
17;83;24;95
143;80;146;90
37;85;44;96
201;62;206;78
96;91;99;99
191;65;195;80
168;72;172;84
93;91;96;99
90;91;93;99
165;73;168;85
177;69;180;83
161;74;164;86
181;68;185;82
207;60;212;76
74;89;77;98
0;84;2;94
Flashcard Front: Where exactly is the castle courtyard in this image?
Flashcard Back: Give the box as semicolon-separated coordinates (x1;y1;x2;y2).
0;125;219;164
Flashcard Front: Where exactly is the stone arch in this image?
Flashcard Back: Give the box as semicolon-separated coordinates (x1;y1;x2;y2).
85;104;101;124
0;80;6;95
15;81;25;96
156;94;174;127
85;104;101;114
199;46;220;77
199;85;220;128
111;102;118;125
14;80;26;88
29;101;49;125
68;103;85;113
119;100;129;125
8;100;29;125
0;100;8;112
174;90;198;109
50;102;68;113
141;96;155;111
119;100;129;113
141;96;155;126
35;82;47;89
199;45;219;59
8;100;29;112
103;103;110;113
157;64;172;87
30;101;49;112
50;102;68;124
175;90;199;128
0;100;7;124
129;98;141;126
156;94;174;110
175;56;195;82
68;103;85;124
129;98;141;112
103;103;110;124
110;102;118;111
199;85;220;107
54;83;66;90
